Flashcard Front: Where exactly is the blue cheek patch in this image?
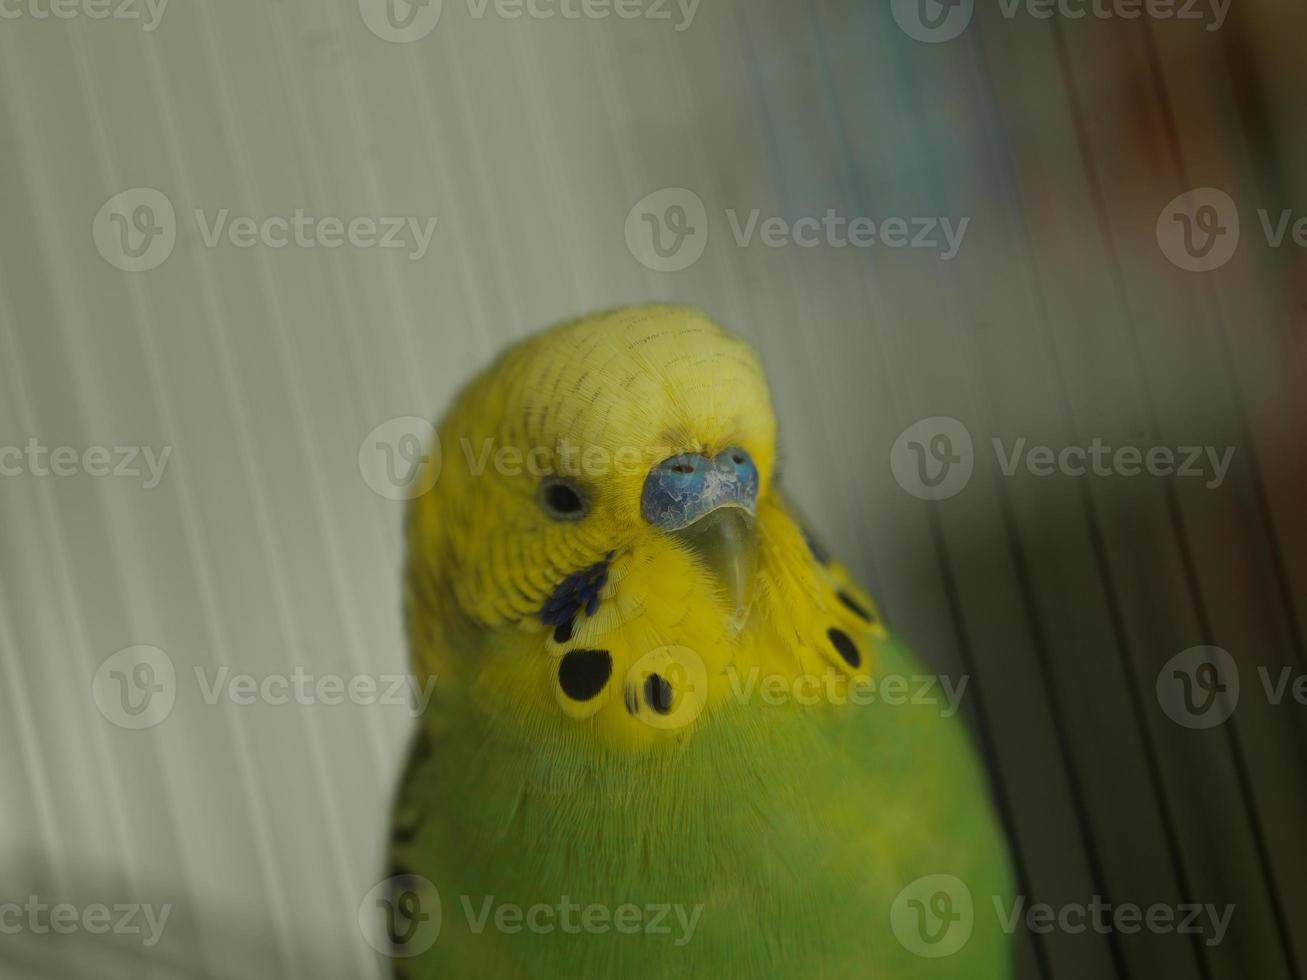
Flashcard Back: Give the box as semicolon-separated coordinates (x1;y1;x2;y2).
540;552;614;641
640;447;760;531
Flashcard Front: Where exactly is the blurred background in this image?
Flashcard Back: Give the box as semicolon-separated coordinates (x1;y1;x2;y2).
1;0;1305;977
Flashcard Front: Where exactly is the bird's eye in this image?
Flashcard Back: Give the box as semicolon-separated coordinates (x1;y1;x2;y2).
538;476;589;521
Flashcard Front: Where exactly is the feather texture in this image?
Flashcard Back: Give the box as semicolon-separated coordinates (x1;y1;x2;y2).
391;306;1013;977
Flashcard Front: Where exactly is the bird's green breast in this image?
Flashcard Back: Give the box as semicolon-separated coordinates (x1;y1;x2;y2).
389;636;1014;979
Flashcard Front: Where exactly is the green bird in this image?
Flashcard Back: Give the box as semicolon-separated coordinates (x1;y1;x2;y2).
383;306;1014;978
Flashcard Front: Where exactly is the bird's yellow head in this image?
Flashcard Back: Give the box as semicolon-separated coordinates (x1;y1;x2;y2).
407;305;879;749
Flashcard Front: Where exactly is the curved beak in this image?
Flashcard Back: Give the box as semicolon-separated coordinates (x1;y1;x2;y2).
671;506;758;628
641;448;760;627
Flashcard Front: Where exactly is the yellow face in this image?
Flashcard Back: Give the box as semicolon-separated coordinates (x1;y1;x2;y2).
406;306;875;749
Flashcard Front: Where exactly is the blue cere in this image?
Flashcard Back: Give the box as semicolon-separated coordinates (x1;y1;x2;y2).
540;552;614;634
640;448;759;531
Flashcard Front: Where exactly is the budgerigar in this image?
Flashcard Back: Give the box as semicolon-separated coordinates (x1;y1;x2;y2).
384;305;1013;978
